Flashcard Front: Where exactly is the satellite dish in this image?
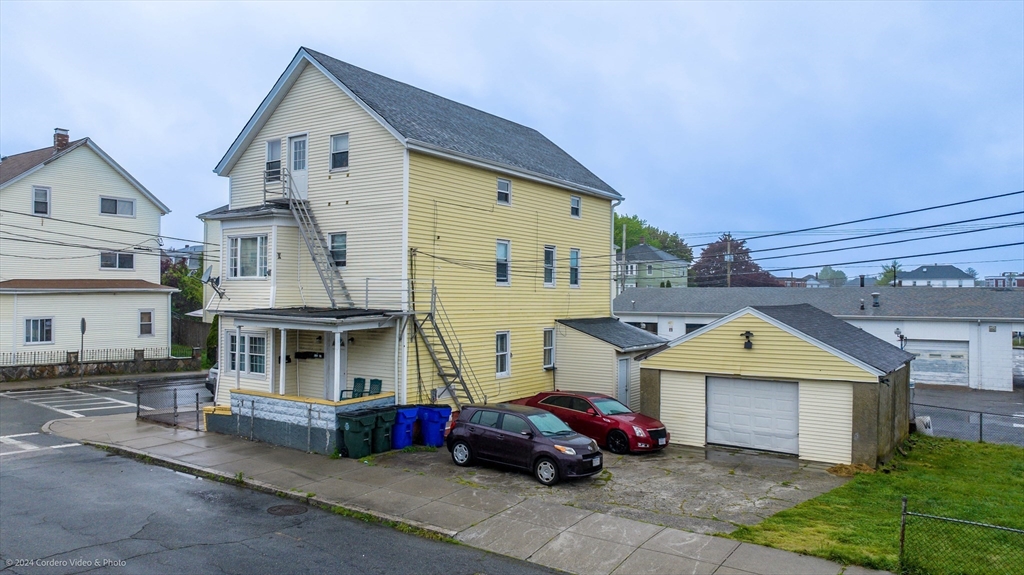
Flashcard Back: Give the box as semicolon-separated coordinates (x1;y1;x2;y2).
201;266;213;284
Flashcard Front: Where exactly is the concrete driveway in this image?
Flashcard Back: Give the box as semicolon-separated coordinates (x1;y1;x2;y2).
370;444;847;534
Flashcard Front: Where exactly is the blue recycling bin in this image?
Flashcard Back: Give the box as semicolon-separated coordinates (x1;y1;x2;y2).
419;405;453;448
391;405;419;450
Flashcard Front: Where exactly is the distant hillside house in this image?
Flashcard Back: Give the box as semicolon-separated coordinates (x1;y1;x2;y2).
897;264;974;288
985;273;1023;289
616;241;689;293
0;129;174;363
614;286;1023;391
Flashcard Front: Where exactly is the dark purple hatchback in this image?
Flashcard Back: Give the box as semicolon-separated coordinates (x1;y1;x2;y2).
446;403;603;485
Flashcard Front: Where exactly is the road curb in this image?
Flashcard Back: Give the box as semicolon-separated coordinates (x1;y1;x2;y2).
73;439;459;541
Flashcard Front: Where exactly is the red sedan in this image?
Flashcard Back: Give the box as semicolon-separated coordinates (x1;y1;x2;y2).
511;391;669;454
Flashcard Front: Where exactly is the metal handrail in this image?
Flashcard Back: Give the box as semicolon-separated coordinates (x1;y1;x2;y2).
430;287;487;402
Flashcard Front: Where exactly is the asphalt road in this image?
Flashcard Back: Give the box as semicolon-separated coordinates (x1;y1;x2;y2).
0;386;557;575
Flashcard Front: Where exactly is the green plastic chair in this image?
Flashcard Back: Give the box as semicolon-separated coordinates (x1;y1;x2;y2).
342;377;366;399
369;379;383;396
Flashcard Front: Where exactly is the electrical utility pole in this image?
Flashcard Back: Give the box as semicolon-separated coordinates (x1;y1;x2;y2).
725;233;734;288
620;223;627;294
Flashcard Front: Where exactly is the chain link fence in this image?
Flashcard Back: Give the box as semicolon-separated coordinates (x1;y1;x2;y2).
900;497;1024;575
136;380;213;431
911;403;1024;447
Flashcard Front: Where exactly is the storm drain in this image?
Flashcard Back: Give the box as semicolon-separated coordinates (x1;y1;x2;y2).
267;504;308;516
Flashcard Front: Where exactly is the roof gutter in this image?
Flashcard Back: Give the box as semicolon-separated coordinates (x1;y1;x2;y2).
219;310;396;326
0;288;178;294
406;140;622;201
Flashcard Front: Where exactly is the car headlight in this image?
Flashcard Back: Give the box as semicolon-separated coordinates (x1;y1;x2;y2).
554;445;577;455
632;426;646;437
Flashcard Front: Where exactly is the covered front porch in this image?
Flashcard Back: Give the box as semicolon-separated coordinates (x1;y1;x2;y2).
215;307;408;407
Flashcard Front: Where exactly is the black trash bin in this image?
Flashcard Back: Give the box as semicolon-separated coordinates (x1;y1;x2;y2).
370;406;397;454
337;409;376;459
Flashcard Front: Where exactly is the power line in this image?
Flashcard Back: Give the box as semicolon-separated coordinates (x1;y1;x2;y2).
0;208;218;247
0;233;220;262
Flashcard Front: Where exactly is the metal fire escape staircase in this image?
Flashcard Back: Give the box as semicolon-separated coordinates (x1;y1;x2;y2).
264;168;353;308
411;284;486;410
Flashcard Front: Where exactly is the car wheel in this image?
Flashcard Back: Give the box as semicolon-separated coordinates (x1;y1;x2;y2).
607;430;631;454
534;457;560;486
451;441;473;467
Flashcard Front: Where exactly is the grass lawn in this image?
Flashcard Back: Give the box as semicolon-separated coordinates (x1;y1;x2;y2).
727;435;1024;573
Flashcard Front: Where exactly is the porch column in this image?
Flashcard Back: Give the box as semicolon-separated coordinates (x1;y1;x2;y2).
234;325;241;390
278;329;287;395
333;331;342;401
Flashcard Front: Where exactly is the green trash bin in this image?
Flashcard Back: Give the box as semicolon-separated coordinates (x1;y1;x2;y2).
337;409;376;459
370;406;397;454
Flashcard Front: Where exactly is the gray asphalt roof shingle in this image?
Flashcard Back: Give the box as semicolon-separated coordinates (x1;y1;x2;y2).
613;287;1024;320
899;265;974;280
0;139;88;185
557;317;666;351
304;48;620;198
617;243;689;263
753;304;915;373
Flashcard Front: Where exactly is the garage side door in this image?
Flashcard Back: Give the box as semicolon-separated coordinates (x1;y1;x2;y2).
905;340;968;386
707;377;799;454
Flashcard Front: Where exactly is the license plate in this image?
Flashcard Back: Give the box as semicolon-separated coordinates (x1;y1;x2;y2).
592;456;601;467
658;438;666;446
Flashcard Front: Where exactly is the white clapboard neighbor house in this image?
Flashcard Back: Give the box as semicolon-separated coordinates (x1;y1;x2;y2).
0;129;174;363
615;287;1024;392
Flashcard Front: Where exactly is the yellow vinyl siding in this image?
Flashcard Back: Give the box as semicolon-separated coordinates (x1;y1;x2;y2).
270;225;305;309
407;153;613;403
0;145;163;283
217;225;274;311
1;292;169;354
295;331;326;399
216;317;273;405
553;325;615;395
347;328;396;394
201;218;222;323
643;313;878;383
659;371;706;447
799;380;853;464
224;63;406;308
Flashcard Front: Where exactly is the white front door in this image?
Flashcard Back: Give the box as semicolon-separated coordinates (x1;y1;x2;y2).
323;333;347;401
706;377;799;455
617;358;630;404
289;135;308;200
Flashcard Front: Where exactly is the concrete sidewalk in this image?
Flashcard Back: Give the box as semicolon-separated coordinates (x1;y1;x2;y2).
45;414;886;575
1;370;209;392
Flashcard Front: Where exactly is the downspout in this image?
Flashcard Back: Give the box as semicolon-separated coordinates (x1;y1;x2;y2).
610;199;622;316
167;292;172;351
12;294;18;355
235;324;241;390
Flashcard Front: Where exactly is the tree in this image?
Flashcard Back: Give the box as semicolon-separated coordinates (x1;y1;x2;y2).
161;257;204;316
817;266;848;288
613;213;693;262
876;260;902;286
690;234;781;287
965;267;979;280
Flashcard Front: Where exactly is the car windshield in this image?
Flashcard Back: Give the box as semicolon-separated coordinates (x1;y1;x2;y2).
591;397;632;416
526;412;575;437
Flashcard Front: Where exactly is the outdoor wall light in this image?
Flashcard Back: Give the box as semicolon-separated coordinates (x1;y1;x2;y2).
741;331;754;349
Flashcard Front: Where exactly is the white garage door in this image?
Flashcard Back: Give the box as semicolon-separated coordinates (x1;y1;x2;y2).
707;377;799;454
905;340;969;386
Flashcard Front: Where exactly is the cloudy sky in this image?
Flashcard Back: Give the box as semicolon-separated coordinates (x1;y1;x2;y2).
2;1;1021;280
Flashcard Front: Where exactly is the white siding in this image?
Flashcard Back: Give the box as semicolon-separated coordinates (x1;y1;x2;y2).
0;145;163;283
347;328;396;395
215;317;274;405
1;292;169;355
623;352;642;410
215;224;275;312
553;324;615;396
659;371;706;447
798;380;853;465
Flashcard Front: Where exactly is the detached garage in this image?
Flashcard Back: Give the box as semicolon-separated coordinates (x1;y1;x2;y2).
639;304;915;466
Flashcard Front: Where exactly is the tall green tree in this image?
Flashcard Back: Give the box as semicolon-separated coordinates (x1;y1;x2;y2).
613;213;693;261
161;257;204;316
690;234;780;287
876;260;903;286
817;266;848;288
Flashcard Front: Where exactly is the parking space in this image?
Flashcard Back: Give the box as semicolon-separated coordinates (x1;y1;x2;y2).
0;386;144;417
370;443;847;535
0;432;81;458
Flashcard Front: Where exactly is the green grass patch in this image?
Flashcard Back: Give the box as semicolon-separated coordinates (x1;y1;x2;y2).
171;344;194;358
727;436;1024;573
400;445;438;453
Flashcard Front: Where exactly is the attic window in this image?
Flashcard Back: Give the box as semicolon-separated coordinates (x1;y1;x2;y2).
330;133;349;170
100;197;135;217
32;186;51;216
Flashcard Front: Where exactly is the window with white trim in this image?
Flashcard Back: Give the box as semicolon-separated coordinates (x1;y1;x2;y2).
626;263;637;276
569;249;580;287
139;310;154;336
496;240;510;285
495;331;510;377
228;236;268;278
32;186;50;217
100;251;134;269
543;245;556;286
100;197;135;217
497;179;511;205
227;332;267;375
24;318;53;344
266;140;282;181
329;233;347;268
543;328;554;369
330;133;349;170
570;196;581;218
647;264;653;275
